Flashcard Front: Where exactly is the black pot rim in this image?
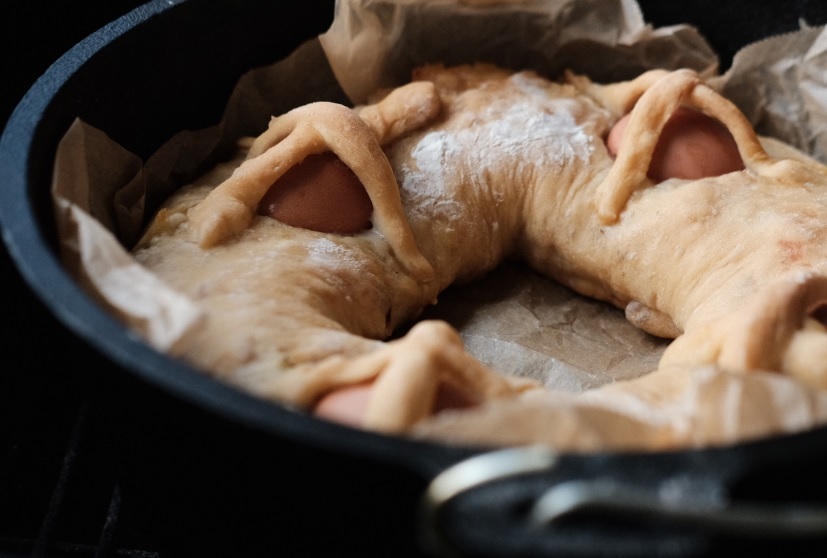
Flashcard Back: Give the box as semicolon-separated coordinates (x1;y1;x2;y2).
2;0;826;486
0;0;484;479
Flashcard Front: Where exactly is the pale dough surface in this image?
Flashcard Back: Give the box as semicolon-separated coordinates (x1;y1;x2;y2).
132;63;827;444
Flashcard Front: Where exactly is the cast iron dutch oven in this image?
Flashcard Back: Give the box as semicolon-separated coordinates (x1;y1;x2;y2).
3;1;827;556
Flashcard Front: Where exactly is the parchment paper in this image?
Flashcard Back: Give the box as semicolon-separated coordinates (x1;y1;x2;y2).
51;0;827;451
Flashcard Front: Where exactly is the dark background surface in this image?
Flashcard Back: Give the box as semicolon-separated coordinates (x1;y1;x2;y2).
1;1;826;557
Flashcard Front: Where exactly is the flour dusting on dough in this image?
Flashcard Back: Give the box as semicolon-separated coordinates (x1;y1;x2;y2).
305;237;366;272
400;82;598;224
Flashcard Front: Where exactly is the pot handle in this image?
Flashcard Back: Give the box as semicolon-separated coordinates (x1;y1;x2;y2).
417;446;827;557
529;478;827;534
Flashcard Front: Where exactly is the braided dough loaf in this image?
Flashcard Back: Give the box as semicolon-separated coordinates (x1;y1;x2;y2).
132;63;827;436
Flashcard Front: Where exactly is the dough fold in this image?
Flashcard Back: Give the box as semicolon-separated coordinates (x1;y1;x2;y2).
132;63;827;438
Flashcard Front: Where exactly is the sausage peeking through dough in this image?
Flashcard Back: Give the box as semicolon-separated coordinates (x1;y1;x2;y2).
132;64;827;433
